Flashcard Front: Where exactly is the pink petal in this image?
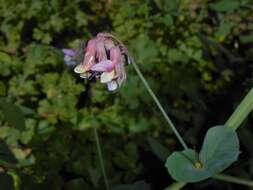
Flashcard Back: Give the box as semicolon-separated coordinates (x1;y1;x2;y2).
109;46;126;86
95;38;107;62
86;39;97;53
81;39;97;70
110;47;121;63
90;60;115;72
104;39;115;50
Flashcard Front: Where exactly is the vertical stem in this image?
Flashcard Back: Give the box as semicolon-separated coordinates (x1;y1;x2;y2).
226;87;253;130
92;116;110;190
132;61;188;150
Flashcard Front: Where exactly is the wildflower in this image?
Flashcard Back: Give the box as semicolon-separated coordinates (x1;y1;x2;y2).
63;33;131;91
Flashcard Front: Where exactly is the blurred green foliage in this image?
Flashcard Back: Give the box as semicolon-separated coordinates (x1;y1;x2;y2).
0;0;253;189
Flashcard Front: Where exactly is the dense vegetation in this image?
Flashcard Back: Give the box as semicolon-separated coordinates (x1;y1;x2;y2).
0;0;253;189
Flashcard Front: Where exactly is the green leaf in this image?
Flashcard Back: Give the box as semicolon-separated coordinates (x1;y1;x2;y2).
165;149;212;182
0;139;18;165
0;98;25;130
0;52;11;63
211;0;240;12
199;125;239;174
165;126;239;182
163;14;173;27
215;22;235;39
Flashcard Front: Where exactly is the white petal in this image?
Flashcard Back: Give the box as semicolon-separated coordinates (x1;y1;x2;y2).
74;64;86;73
100;70;116;83
107;81;118;91
80;72;91;79
64;55;72;62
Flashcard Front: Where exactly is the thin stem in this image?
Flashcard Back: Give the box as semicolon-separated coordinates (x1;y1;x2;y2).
92;116;110;190
213;174;253;187
226;87;253;130
132;61;188;150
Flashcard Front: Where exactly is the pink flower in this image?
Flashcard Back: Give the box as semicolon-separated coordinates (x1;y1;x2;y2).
64;32;131;91
74;39;97;74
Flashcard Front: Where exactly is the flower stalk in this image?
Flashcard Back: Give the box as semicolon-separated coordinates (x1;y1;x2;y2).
132;61;188;150
92;114;110;190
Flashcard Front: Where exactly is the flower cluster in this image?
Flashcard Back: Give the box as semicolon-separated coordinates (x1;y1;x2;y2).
63;33;131;91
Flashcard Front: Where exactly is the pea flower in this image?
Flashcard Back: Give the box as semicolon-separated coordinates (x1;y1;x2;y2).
62;33;131;91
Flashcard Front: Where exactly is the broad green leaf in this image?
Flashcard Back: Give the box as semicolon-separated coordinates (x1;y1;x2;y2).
165;126;239;182
0;98;25;130
199;125;239;173
165;149;211;182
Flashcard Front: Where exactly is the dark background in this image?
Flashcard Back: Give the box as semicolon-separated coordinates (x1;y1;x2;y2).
0;0;253;189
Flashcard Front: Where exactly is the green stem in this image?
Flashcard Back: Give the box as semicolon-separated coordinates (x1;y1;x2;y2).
132;61;188;150
165;182;187;190
166;174;253;190
213;174;253;187
92;116;110;190
226;87;253;130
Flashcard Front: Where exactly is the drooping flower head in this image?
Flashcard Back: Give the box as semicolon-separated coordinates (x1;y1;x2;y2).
62;33;131;91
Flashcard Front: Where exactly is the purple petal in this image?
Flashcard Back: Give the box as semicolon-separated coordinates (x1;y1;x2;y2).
62;49;75;56
107;81;118;91
90;60;115;72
